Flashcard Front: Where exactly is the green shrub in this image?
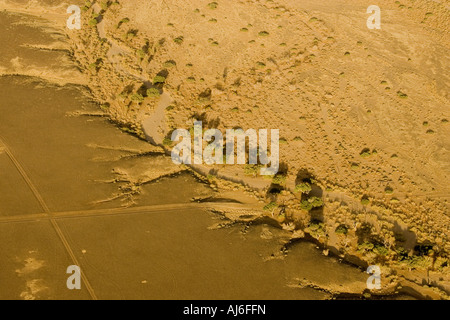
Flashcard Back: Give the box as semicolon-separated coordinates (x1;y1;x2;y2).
256;61;266;68
147;88;160;98
89;18;98;26
163;137;173;146
300;196;323;211
153;75;166;84
399;255;433;269
244;164;262;176
125;31;136;41
117;92;127;100
335;225;348;235
130;93;144;102
136;49;145;59
101;1;109;10
307;220;326;237
263;202;278;211
374;244;389;256
361;196;370;205
300;200;313;211
100;103;110;111
360;148;371;157
385;186;394;194
309;197;323;208
164;60;176;68
358;242;374;252
272;174;286;185
208;2;218;9
351;163;360;170
295;182;312;194
174;36;184;44
309;221;324;231
88;63;99;72
397;91;408;99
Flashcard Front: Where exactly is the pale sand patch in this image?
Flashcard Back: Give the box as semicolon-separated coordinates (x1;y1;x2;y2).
15;255;49;300
19;279;48;300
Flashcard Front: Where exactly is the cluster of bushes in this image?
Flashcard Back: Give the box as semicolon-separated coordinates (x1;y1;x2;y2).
300;196;323;211
89;12;99;26
244;164;263;176
306;220;326;238
295;182;312;194
82;1;92;11
271;173;287;185
335;224;349;235
85;1;113;27
357;241;389;256
147;88;160;98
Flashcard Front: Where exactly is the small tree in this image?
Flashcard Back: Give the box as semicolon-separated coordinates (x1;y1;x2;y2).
153;75;166;84
295;182;312;194
147;88;160;98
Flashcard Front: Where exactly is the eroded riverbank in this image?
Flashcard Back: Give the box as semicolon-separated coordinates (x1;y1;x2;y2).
0;0;447;299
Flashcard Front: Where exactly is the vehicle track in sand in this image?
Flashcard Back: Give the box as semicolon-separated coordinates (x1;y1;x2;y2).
0;135;98;300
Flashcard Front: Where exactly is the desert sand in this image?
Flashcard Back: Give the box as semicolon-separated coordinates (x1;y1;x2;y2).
0;0;448;299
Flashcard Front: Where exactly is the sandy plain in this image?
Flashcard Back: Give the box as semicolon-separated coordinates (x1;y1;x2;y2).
0;0;448;299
